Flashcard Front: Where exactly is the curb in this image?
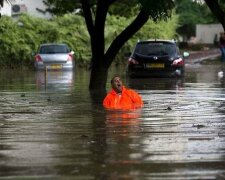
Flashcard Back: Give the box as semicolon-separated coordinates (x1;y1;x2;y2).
186;49;221;64
192;54;220;64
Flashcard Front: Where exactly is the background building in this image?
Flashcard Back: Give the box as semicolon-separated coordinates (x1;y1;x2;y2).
196;24;223;44
0;0;52;19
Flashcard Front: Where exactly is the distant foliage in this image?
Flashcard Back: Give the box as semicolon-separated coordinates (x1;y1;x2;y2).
219;0;225;11
0;13;178;68
139;0;175;21
175;0;217;39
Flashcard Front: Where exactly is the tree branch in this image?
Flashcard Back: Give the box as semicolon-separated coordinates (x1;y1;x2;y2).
104;10;149;68
87;0;113;66
204;0;225;29
80;0;94;36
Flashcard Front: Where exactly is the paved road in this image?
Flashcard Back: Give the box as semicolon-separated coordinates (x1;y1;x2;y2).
186;48;221;64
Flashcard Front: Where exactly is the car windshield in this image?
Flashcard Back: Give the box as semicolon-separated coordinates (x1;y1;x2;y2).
39;45;69;54
135;42;177;56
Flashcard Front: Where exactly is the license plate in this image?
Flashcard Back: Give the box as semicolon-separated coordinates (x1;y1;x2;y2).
146;63;164;68
49;64;62;70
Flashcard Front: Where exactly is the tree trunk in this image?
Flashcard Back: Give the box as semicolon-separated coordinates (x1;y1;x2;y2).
89;64;108;91
88;63;108;104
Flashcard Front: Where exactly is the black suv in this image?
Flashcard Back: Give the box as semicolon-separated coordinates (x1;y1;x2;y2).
127;39;189;78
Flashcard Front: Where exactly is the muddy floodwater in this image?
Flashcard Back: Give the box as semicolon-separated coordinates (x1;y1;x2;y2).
1;61;225;179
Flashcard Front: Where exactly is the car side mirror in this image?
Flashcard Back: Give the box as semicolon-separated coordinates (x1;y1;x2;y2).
183;52;189;57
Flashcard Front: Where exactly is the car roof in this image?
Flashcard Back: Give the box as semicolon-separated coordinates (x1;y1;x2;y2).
40;43;68;46
137;39;176;44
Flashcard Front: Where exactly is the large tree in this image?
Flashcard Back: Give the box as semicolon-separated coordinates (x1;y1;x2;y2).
204;0;225;30
44;0;175;91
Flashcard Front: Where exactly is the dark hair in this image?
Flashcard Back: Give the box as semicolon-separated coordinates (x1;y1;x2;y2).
110;74;120;84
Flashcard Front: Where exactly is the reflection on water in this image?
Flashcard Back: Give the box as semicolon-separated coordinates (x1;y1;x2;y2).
35;70;74;92
1;63;225;179
106;108;142;125
127;77;184;90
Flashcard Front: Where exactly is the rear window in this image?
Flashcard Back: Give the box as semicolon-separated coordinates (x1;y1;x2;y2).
39;45;69;54
135;42;177;56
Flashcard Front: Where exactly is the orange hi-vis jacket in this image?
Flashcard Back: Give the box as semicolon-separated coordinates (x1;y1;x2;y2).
103;86;143;109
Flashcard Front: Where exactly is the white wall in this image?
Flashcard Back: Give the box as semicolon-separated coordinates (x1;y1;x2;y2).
0;2;11;16
0;0;52;19
196;24;224;44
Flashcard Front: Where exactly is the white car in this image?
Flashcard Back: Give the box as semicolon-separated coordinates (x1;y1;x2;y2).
34;43;75;70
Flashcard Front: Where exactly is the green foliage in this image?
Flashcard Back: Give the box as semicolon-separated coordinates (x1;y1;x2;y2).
0;15;34;67
108;0;140;17
0;13;178;68
139;0;175;21
176;0;216;24
218;0;225;11
43;0;80;16
175;0;217;38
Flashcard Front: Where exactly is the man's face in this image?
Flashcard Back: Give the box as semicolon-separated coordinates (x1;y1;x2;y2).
111;76;123;93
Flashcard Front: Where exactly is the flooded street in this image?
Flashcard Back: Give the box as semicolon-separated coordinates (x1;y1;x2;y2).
1;61;225;179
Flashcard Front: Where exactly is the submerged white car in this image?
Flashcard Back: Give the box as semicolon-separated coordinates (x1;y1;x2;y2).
34;43;75;70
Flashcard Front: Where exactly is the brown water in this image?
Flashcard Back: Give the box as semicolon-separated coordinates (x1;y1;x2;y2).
1;62;225;179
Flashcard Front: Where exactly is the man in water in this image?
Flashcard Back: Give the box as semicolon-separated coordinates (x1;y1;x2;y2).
103;75;143;109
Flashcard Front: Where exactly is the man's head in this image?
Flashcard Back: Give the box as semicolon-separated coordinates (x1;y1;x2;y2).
111;75;123;93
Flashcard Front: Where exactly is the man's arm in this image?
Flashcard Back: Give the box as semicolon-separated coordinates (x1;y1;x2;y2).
129;90;143;107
